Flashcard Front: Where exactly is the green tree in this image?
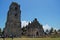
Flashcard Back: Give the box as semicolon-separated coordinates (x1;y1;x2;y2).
54;29;57;34
22;27;27;35
0;28;2;36
58;29;60;32
46;29;49;35
49;27;53;35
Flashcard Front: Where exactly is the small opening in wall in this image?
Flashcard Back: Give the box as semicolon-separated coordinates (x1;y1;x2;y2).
15;14;17;16
15;7;17;10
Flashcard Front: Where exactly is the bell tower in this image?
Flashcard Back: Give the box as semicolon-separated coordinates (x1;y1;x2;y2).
4;2;21;37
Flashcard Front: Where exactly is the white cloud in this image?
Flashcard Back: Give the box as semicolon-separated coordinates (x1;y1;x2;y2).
43;24;51;30
21;21;29;28
43;24;58;31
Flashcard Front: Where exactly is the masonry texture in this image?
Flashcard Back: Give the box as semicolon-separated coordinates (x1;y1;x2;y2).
25;18;44;37
4;2;21;37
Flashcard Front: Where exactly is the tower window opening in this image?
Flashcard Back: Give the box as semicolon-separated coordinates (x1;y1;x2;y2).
15;7;17;10
15;14;17;16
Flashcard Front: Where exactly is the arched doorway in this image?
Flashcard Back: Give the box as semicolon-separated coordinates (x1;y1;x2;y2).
36;31;39;36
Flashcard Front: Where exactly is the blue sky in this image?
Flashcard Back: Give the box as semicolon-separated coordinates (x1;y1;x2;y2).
0;0;60;30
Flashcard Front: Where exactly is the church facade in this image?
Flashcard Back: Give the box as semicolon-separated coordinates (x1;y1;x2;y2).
23;18;44;37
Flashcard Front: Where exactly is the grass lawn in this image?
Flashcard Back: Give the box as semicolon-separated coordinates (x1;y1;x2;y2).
0;38;60;40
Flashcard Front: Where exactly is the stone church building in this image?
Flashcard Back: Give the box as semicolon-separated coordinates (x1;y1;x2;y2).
25;18;44;37
3;2;44;37
4;2;21;37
